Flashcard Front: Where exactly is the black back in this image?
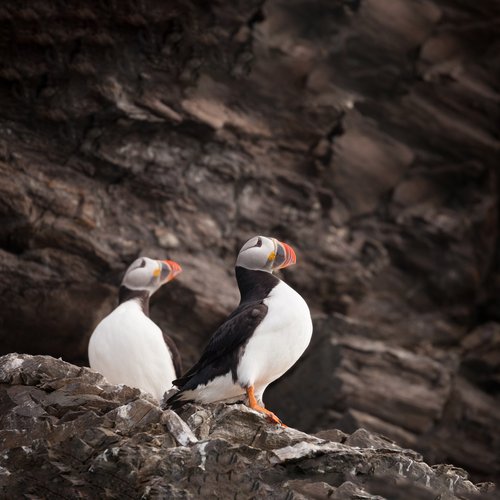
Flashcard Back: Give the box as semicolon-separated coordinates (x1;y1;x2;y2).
167;267;279;409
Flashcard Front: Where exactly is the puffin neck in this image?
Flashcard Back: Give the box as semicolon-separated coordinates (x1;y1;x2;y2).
118;286;151;316
235;266;280;303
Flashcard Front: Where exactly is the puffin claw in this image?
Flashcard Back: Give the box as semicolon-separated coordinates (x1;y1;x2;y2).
264;409;287;427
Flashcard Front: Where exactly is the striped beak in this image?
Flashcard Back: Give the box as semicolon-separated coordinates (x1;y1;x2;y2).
274;240;297;270
160;260;183;283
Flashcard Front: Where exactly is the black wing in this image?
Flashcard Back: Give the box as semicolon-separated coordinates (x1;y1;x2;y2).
162;333;183;378
169;301;268;395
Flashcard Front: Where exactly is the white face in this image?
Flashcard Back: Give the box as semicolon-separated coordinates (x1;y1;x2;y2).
121;257;182;295
236;236;296;272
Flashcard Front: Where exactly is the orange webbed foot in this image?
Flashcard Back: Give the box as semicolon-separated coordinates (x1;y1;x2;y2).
245;386;287;427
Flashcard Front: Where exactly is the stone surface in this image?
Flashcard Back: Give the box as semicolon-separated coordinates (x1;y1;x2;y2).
0;354;494;499
0;0;499;483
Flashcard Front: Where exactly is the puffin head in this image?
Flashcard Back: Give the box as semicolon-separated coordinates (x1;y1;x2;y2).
121;257;182;296
235;236;296;273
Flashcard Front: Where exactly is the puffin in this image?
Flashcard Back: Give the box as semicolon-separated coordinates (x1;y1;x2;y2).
88;257;183;402
166;236;312;425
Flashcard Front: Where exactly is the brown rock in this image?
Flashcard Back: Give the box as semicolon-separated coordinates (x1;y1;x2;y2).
0;0;499;484
0;354;492;499
461;323;500;392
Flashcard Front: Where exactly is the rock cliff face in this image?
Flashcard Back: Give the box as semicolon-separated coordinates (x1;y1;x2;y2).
0;354;495;499
0;0;499;483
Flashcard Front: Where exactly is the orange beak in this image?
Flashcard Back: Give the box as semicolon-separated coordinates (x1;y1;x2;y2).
162;259;183;282
275;240;297;270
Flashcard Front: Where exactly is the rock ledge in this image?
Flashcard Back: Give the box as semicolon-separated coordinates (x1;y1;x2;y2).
0;354;495;499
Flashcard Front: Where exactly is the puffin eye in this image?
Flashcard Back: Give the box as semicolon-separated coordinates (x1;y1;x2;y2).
139;259;146;268
255;238;262;247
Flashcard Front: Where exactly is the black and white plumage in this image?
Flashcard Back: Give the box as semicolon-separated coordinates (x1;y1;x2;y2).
167;236;312;424
88;257;183;402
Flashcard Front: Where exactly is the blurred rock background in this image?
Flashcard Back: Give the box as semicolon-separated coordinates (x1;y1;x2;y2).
0;0;498;483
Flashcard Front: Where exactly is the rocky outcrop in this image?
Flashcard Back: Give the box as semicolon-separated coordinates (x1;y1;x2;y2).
0;0;499;482
0;354;496;499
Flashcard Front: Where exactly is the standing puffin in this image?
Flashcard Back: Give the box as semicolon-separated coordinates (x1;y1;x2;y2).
167;236;312;425
88;257;183;402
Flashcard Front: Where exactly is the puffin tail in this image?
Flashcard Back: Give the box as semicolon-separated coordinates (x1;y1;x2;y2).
165;388;193;410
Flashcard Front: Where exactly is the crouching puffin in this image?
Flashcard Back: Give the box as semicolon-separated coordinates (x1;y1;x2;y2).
166;236;312;425
88;257;183;402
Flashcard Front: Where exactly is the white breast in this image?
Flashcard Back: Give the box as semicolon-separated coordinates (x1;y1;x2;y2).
237;280;313;398
88;300;176;402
